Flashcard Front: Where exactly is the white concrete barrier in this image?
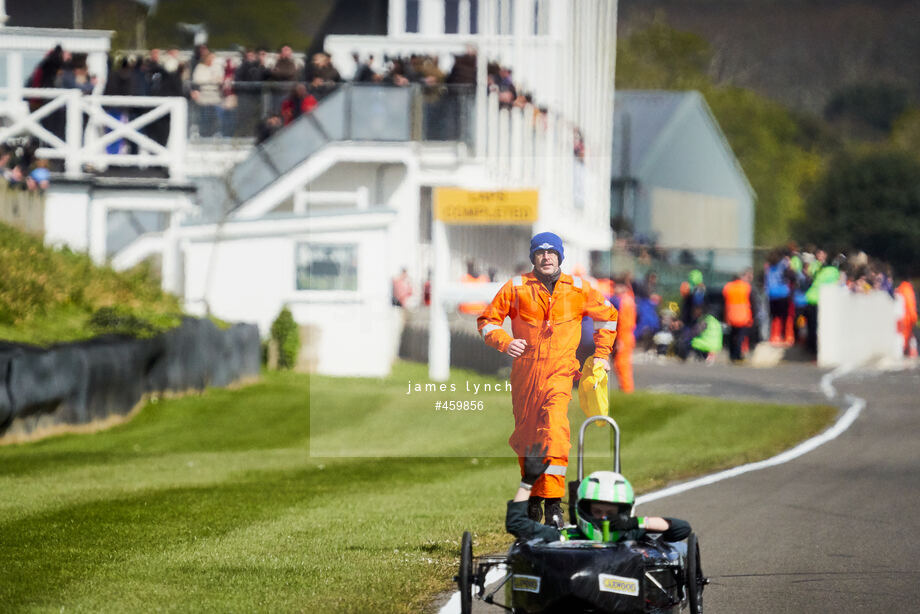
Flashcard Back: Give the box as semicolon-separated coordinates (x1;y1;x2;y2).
818;285;903;368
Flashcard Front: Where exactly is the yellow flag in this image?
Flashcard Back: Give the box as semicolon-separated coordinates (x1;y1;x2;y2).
578;355;609;426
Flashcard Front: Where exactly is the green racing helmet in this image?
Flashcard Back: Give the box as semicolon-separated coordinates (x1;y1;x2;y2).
575;471;636;541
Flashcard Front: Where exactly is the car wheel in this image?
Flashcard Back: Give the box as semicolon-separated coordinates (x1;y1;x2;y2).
458;531;473;614
686;533;703;614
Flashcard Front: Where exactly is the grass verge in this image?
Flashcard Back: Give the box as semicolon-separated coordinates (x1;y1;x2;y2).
0;221;182;345
0;361;836;612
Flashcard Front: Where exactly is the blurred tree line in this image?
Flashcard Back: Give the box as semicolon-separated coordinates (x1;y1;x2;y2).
617;23;920;277
81;0;332;50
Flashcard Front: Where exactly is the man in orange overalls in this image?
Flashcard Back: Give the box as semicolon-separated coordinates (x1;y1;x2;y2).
612;277;636;393
478;232;619;526
895;280;917;356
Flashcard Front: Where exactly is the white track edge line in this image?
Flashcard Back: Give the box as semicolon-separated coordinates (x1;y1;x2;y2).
635;364;861;506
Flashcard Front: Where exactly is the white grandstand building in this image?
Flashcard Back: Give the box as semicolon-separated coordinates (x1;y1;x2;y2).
0;0;619;376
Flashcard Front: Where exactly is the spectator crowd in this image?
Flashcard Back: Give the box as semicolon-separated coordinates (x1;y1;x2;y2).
582;243;919;371
9;40;592;187
447;240;918;391
19;41;569;144
1;141;50;192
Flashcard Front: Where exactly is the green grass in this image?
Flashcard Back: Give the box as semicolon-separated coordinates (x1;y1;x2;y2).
0;361;836;613
0;222;182;345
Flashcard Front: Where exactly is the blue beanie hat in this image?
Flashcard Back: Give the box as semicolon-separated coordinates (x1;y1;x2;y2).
530;232;564;263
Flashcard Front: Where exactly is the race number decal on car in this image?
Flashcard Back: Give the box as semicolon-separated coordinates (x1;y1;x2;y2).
511;574;541;593
598;573;639;596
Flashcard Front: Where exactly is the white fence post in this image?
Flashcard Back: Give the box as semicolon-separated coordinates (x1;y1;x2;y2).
168;97;187;182
498;106;510;180
88;199;107;265
429;219;451;382
65;91;82;178
510;105;523;180
161;207;184;294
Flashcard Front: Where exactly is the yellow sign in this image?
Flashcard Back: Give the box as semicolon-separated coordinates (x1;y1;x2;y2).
433;188;538;224
598;574;639;596
511;574;541;593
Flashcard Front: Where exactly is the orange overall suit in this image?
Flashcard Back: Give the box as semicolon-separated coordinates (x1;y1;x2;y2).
896;281;918;356
478;273;619;498
458;273;491;315
613;291;636;393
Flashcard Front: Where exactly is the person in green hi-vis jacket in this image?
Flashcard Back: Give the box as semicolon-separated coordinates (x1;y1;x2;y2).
804;255;842;355
677;305;723;362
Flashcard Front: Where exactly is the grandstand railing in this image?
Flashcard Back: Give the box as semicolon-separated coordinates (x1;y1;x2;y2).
189;80;304;141
187;81;476;144
214;81;594;223
221;83;476;212
0;87;188;181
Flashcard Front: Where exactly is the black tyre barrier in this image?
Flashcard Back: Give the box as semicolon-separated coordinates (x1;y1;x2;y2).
398;322;512;376
0;346;16;430
0;318;261;437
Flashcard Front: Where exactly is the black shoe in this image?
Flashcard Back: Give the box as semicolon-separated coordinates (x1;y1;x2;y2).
527;496;543;523
544;498;563;528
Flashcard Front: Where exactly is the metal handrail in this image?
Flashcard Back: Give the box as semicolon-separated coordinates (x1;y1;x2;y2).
577;415;621;479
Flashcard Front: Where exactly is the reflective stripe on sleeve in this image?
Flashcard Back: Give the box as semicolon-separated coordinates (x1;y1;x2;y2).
512;276;523;287
573;277;583;289
480;323;502;338
544;465;567;477
604;299;612;307
594;320;618;331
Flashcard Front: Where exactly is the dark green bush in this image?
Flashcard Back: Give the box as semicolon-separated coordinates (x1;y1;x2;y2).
270;307;300;370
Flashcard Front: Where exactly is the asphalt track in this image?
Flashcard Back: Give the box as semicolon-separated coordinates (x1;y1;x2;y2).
440;359;920;613
634;361;920;613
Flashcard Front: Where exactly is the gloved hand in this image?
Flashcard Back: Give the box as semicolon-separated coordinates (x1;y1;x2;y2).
610;516;639;532
521;442;550;486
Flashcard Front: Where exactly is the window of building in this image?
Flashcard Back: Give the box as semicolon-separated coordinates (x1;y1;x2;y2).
534;0;549;35
469;0;479;33
419;187;432;243
499;0;515;34
296;243;358;291
445;0;460;33
406;0;420;33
